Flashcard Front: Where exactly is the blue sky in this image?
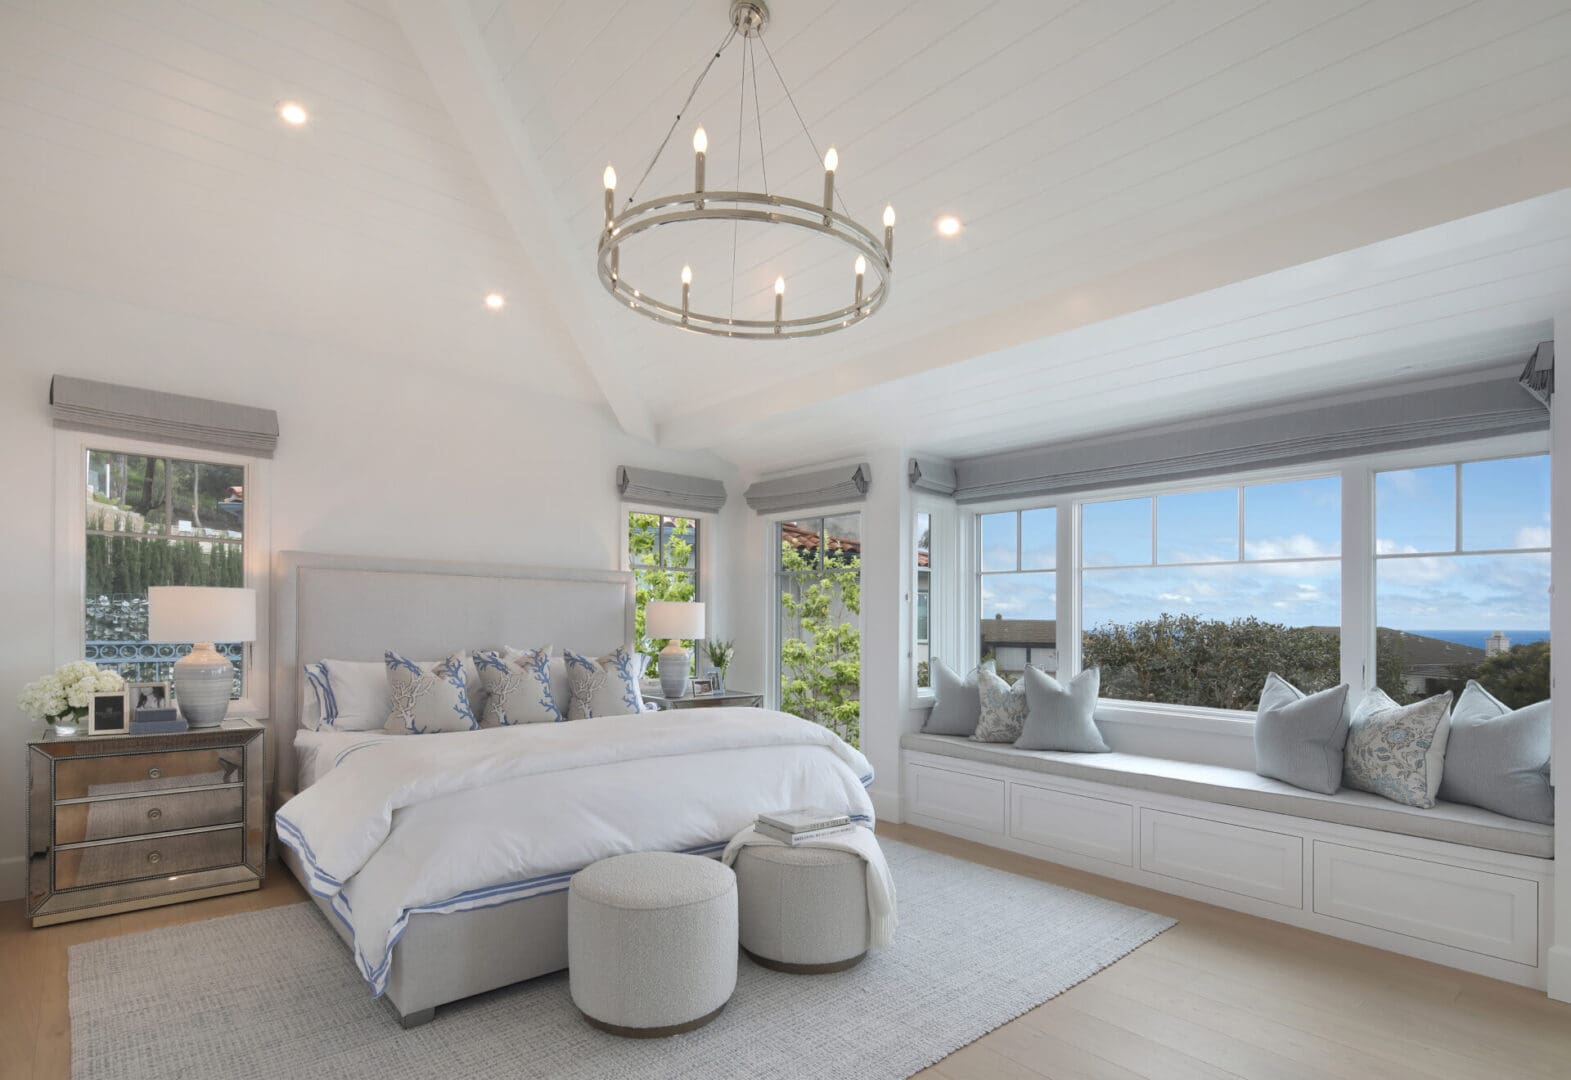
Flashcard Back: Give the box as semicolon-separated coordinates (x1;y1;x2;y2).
980;457;1549;634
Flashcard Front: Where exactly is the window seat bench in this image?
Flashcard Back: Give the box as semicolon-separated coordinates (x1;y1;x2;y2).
900;734;1552;859
899;733;1555;989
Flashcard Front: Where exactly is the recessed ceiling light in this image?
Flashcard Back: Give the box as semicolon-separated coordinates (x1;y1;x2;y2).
277;101;309;126
483;292;506;310
936;215;962;237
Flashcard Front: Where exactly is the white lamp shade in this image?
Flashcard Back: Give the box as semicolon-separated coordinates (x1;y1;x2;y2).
148;586;257;643
645;600;705;641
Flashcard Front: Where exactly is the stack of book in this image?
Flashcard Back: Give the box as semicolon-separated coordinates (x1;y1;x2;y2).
755;808;853;845
130;708;188;735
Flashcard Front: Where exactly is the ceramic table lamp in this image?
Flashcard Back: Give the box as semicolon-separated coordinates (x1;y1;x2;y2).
645;600;705;699
148;586;256;727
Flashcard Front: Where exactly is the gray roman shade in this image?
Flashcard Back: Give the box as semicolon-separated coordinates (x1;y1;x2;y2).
953;374;1548;503
616;466;727;513
744;463;871;514
1520;341;1554;405
908;457;957;495
51;375;279;458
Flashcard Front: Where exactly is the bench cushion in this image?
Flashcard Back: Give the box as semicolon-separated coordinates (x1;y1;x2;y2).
901;733;1553;860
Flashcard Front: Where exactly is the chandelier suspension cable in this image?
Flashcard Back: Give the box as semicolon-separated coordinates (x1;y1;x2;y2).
728;32;748;321
756;29;851;216
624;23;737;207
749;35;769;195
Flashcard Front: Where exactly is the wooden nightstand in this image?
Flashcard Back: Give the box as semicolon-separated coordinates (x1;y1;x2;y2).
645;689;765;710
26;718;266;927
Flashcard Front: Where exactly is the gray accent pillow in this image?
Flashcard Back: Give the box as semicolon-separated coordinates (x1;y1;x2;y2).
1343;688;1452;808
1253;673;1350;795
970;667;1027;744
1439;681;1553;824
1015;666;1109;753
922;659;996;736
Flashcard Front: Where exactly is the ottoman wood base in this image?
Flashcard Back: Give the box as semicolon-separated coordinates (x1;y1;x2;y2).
580;1000;727;1039
743;944;867;974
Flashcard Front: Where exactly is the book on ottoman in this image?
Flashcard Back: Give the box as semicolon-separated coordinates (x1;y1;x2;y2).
756;807;853;845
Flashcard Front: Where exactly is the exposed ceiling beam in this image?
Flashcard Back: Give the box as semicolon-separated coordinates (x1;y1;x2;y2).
388;0;656;442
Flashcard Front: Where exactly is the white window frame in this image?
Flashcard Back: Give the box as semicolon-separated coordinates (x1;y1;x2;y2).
54;431;272;720
911;497;962;703
766;504;863;714
959;430;1549;730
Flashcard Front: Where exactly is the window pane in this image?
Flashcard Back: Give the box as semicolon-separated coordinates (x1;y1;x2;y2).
630;514;700;676
1376;552;1549;706
980;572;1056;677
1157;488;1237;564
628;513;662;566
980;511;1017;572
1082;498;1152;567
1462;456;1550;551
779;519;821;571
823;514;861;568
84;450;246;698
779;513;861;746
1020;507;1056;570
661;516;697;569
1245;477;1341;559
1377;465;1455;555
915;512;931;689
1082;562;1340;709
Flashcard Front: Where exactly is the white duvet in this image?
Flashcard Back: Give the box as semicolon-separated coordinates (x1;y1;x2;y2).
274;709;875;996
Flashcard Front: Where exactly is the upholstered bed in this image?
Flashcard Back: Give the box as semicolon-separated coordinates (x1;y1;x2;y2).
270;552;874;1027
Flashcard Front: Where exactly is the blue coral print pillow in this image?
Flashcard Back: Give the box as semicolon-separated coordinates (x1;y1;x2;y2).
471;646;567;725
563;646;646;719
383;652;478;734
1342;688;1452;807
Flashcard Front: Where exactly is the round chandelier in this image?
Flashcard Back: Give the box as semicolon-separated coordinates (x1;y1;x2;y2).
597;0;894;340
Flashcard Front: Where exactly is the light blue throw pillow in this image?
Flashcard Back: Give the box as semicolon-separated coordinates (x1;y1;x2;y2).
383;652;478;734
1439;682;1552;824
922;659;996;737
1015;667;1109;753
1253;673;1350;795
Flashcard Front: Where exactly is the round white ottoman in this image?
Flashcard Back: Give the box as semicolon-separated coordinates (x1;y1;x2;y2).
567;851;738;1037
735;844;870;973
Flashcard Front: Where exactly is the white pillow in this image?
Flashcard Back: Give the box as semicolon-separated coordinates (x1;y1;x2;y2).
472;646;568;725
304;655;487;731
384;653;478;734
564;646;646;719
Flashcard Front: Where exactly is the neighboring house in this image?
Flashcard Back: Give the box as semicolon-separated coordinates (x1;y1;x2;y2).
980;616;1057;675
1377;628;1486;696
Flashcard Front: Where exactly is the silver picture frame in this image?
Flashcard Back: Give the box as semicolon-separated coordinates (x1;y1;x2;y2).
87;690;130;736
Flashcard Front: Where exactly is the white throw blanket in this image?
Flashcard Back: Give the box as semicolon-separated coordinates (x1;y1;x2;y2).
722;825;898;948
275;709;875;995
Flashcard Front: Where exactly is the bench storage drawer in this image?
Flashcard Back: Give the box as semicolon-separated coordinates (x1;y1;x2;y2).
1140;808;1302;908
906;763;1005;834
1312;841;1537;964
1010;782;1133;867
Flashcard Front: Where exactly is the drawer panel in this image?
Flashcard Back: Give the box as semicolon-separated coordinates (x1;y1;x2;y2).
54;827;243;891
906;763;1005;834
1312;841;1538;964
55;748;242;801
54;786;244;845
1140;808;1303;908
1010;782;1133;866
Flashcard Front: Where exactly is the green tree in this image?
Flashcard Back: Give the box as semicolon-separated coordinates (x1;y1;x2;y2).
629;513;697;676
1439;640;1551;709
779;538;861;745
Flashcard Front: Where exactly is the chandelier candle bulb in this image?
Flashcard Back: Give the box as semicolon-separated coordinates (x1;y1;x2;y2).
774;275;784;333
602;164;616;227
854;254;865;306
884;204;896;261
693;126;707;209
822;147;838;220
681;265;692;322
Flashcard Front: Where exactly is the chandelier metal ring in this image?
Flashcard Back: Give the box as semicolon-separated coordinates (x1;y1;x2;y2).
597;191;891;339
595;0;895;341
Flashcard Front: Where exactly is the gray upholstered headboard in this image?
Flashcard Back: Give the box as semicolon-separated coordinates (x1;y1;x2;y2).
270;551;635;804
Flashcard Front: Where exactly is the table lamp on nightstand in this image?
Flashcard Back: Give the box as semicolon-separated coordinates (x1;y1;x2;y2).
645;600;705;699
148;586;256;727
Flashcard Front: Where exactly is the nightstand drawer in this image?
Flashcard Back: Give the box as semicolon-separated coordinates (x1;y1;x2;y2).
55;748;242;801
54;827;244;890
54;787;244;845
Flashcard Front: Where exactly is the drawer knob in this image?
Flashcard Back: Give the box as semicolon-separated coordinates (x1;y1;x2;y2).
147;851;162;865
147;807;162;820
147;767;162;780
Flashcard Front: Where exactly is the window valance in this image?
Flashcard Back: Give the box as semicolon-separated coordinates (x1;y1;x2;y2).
50;376;279;458
616;466;727;513
908;457;957;495
744;463;871;514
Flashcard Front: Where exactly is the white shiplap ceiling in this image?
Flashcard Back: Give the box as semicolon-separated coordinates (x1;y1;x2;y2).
436;0;1571;471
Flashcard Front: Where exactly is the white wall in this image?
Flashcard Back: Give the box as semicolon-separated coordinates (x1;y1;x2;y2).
0;282;737;901
1550;312;1570;1003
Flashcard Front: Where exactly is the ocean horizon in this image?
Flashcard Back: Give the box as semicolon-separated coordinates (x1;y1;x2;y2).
1401;629;1550;649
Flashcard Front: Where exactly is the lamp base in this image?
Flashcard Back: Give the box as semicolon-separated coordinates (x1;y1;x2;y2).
172;644;234;728
658;647;691;699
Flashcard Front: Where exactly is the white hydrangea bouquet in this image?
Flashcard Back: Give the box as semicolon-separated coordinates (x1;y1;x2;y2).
18;661;125;734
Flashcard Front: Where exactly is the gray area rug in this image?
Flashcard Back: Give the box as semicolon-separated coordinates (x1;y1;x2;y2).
70;839;1173;1080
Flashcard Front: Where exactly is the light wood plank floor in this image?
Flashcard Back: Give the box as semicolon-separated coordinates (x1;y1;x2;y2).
4;823;1568;1079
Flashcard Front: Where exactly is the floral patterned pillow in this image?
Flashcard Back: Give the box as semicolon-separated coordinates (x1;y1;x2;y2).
472;646;567;725
1342;689;1453;807
971;667;1028;743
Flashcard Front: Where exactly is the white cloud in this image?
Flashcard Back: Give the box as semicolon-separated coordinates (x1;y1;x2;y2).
1245;534;1338;560
1516;525;1551;548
